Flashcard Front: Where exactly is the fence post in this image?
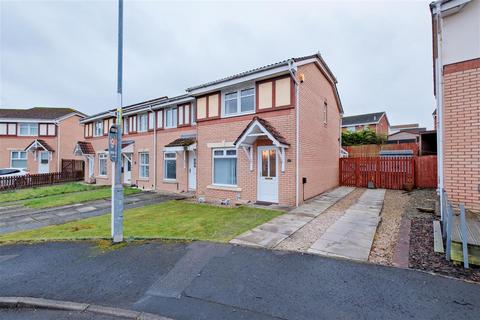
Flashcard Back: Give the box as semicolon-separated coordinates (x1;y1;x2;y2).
459;203;469;269
446;202;453;261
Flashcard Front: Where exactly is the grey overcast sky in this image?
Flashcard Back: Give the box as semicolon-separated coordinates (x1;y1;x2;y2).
0;0;435;128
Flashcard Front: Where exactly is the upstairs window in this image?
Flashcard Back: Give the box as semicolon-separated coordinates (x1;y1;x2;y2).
223;87;255;116
94;121;103;137
138;114;148;132
347;126;356;133
18;123;38;136
165;107;177;128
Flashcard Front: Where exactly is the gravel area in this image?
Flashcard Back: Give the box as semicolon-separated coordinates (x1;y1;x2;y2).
275;188;365;251
368;189;409;265
406;189;480;282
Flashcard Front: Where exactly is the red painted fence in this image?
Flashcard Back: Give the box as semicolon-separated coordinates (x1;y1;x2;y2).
415;155;437;188
340;156;437;190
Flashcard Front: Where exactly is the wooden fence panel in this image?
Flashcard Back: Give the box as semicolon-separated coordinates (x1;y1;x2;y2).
415;155;437;188
62;159;85;175
344;143;419;157
339;156;415;190
0;171;84;192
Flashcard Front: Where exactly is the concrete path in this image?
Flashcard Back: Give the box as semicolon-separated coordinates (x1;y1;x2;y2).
230;187;355;248
308;188;386;261
0;192;184;234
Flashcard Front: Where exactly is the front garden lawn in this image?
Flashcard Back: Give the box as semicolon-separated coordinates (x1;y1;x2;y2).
23;186;141;209
0;200;282;243
0;182;100;203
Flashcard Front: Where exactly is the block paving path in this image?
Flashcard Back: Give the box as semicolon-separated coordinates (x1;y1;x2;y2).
230;187;355;248
308;188;386;261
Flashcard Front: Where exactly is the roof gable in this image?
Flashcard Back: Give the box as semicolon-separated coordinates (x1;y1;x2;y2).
342;112;386;126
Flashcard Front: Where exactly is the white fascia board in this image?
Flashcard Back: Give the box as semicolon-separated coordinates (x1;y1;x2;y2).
440;0;471;13
79;112;115;124
296;58;336;84
0;118;56;123
341;121;380;127
163;146;185;152
187;65;291;96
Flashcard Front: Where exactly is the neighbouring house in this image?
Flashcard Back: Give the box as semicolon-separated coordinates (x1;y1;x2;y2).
389;123;420;134
387;127;427;144
431;0;480;212
0;107;86;173
341;111;389;136
76;53;343;206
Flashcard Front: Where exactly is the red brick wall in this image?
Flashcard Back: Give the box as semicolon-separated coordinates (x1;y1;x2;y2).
443;61;480;212
196;109;297;206
298;63;341;201
375;115;389;136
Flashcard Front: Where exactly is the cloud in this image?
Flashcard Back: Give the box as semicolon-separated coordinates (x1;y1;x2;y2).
0;0;435;128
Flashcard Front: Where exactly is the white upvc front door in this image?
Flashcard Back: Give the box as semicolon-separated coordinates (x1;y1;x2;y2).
188;151;197;190
123;155;131;184
38;151;50;173
257;146;278;203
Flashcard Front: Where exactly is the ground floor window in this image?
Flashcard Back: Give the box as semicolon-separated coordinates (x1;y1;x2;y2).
139;152;149;178
213;148;237;186
99;153;107;176
11;151;27;169
164;152;176;180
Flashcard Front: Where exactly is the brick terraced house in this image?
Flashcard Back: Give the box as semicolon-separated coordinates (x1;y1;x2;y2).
431;0;480;212
77;53;343;206
341;111;390;136
0;107;86;173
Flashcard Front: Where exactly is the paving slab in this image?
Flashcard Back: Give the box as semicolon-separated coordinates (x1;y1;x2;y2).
308;188;386;261
230;187;355;249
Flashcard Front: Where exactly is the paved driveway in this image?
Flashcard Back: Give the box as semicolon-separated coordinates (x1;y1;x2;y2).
0;241;479;320
0;192;184;234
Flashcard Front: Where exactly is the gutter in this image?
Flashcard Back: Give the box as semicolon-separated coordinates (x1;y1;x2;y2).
434;1;445;219
288;59;300;207
149;107;157;190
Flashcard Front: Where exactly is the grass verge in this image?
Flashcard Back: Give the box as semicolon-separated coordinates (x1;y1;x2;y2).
0;182;101;203
0;200;283;243
22;187;141;209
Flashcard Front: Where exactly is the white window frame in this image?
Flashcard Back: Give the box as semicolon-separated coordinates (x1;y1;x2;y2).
222;86;255;117
212;148;237;187
165;107;177;129
139;152;149;178
138;113;148;132
10;151;28;169
18;123;38;136
164;152;177;181
94;121;103;137
347;126;356;133
123;116;129;134
98;153;108;176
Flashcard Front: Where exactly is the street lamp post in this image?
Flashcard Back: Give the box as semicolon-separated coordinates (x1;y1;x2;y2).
111;0;124;243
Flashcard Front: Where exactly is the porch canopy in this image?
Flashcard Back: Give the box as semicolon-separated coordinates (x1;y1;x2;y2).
74;141;95;156
164;137;196;152
25;139;54;153
234;116;289;172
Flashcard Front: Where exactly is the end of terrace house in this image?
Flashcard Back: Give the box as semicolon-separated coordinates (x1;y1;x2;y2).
75;53;344;207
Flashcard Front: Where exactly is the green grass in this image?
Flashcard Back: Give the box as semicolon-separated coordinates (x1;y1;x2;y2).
0;182;101;203
0;200;282;243
22;187;141;209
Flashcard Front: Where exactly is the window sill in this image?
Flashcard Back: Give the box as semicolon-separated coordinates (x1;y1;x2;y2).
221;110;255;119
96;175;108;179
207;184;242;192
163;179;177;184
138;177;149;181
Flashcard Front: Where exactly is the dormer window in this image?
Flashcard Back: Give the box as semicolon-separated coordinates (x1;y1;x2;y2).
94;121;103;137
223;87;255;116
18;123;38;136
